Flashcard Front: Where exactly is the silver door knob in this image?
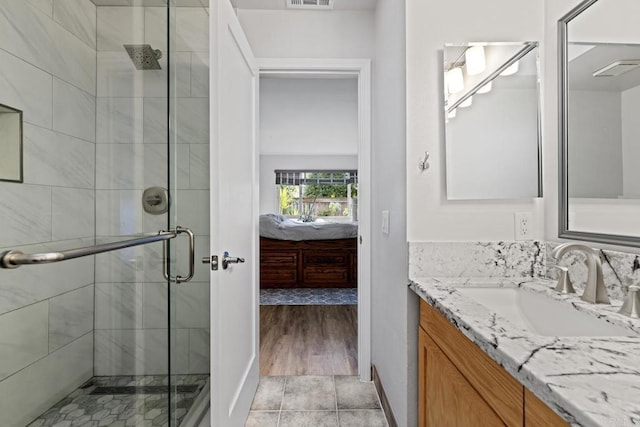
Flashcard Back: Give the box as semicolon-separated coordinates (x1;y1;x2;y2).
222;251;245;270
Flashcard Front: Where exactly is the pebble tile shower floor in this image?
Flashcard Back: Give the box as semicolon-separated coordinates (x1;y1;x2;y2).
28;375;208;427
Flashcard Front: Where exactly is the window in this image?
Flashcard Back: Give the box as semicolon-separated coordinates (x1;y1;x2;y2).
275;170;358;221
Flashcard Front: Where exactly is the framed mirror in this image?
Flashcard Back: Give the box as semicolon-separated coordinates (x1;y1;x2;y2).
444;42;542;200
559;0;640;246
0;103;23;183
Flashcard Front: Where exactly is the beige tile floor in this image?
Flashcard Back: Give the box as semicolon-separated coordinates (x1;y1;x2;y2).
246;375;388;427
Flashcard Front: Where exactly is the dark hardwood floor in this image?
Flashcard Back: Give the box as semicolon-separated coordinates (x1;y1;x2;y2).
259;305;358;376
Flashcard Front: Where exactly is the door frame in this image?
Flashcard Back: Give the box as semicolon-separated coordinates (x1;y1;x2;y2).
255;58;372;381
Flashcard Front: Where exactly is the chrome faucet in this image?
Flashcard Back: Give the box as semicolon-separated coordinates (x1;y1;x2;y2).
551;243;610;304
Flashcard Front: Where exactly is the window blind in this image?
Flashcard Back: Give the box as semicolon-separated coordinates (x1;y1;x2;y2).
275;170;358;185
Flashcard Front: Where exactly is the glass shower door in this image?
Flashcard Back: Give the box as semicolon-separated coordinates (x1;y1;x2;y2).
166;1;211;426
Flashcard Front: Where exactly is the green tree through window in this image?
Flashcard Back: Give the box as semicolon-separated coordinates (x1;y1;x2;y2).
277;171;357;220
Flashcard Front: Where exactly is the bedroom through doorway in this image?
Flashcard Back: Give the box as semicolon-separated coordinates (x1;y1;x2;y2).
257;71;362;376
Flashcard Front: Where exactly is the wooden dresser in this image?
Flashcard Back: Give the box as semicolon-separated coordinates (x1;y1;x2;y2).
260;237;357;288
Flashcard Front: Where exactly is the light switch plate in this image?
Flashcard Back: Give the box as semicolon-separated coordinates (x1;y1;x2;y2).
382;210;390;235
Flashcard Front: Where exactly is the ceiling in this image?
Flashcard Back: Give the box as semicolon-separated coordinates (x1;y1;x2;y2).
231;0;378;10
90;0;207;6
91;0;376;9
569;43;640;92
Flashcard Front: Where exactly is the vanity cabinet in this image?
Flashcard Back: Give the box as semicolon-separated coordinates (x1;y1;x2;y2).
418;300;568;427
524;390;568;427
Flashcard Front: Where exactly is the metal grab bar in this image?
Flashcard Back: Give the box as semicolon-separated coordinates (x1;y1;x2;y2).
1;227;197;283
1;231;177;269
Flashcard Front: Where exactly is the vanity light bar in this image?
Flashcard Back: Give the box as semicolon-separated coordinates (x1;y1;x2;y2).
592;60;640;77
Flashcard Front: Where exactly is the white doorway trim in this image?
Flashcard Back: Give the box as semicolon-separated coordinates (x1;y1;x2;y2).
256;57;372;381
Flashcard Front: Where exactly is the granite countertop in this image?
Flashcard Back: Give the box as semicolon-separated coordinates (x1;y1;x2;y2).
409;277;640;427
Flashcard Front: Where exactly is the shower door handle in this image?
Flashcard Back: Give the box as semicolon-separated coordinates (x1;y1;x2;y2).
162;226;195;283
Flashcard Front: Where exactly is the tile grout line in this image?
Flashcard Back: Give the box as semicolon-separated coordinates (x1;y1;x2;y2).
277;376;287;427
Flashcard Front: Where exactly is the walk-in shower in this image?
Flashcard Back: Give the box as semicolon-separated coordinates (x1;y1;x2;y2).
0;1;211;426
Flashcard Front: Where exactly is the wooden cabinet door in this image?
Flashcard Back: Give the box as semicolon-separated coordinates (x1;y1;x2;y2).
419;327;506;427
525;389;568;427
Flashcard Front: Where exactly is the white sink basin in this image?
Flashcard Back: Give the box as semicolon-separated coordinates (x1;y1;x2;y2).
456;287;635;337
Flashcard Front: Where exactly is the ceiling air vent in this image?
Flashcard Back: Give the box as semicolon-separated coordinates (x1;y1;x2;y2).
593;60;640;77
286;0;334;10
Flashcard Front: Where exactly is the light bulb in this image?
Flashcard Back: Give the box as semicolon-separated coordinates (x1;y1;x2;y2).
477;80;492;94
446;68;464;94
501;61;519;76
465;45;486;76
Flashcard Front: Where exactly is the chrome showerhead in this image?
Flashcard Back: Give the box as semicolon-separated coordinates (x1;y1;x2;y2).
123;44;162;70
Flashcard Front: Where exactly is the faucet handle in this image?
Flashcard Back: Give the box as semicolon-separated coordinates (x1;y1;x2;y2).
550;265;576;294
619;285;640;318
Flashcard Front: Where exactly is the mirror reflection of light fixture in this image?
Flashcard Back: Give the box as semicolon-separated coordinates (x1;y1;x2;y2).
477;80;492;94
446;67;464;93
459;96;472;108
447;108;457;118
500;60;519;76
465;45;486;76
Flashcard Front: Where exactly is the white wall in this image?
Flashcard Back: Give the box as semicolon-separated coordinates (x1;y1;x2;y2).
236;9;375;59
260;77;358;155
570;0;640;44
259;154;357;214
372;0;416;426
568;90;622;198
406;0;545;242
622;85;640;197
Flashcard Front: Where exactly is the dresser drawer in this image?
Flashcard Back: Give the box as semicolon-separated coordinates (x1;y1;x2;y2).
303;267;349;284
260;250;298;267
261;268;298;285
303;251;348;267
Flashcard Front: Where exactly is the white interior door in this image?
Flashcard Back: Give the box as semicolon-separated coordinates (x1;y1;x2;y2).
209;0;259;425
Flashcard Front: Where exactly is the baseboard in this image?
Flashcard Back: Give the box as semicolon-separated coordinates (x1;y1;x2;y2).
372;365;398;427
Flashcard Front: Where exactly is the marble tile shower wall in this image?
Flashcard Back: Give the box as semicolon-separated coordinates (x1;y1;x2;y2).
0;1;97;425
93;5;210;377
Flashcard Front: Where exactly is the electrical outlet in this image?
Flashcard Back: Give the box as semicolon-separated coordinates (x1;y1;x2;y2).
515;212;533;241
